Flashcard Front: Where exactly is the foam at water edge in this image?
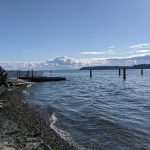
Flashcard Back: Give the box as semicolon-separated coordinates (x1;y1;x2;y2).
49;113;87;150
22;90;29;96
22;82;33;97
27;83;32;88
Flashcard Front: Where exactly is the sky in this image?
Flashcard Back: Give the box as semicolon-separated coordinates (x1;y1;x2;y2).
0;0;150;63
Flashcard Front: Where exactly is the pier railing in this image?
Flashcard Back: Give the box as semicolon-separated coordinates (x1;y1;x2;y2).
17;70;44;78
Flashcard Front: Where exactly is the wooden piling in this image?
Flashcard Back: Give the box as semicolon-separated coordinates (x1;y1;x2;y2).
18;70;20;78
141;68;143;75
90;69;92;78
123;68;126;80
17;70;18;78
31;69;34;79
50;71;52;76
119;68;121;76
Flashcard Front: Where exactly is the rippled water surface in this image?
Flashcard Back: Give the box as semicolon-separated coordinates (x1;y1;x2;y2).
27;70;150;150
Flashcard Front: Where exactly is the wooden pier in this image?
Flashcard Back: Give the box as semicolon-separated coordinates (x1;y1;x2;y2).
17;70;66;82
18;76;66;82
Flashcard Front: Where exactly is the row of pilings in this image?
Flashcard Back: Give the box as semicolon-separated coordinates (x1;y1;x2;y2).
89;68;144;80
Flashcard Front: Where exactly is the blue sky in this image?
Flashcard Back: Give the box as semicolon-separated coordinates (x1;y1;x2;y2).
0;0;150;62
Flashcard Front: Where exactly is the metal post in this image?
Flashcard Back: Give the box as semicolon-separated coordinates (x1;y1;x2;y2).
123;68;126;80
90;69;92;78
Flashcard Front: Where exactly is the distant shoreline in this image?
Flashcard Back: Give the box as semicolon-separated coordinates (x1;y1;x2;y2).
80;64;150;70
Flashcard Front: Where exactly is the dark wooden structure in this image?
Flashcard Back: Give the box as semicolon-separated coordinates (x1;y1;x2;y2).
119;68;121;76
87;67;146;80
90;69;92;78
17;70;66;82
123;68;126;80
19;76;66;82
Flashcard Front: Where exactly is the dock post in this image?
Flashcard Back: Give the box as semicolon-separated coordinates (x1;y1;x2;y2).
18;70;20;78
31;69;34;79
123;68;126;80
141;68;143;75
17;70;18;78
119;68;121;76
50;71;52;76
90;69;92;78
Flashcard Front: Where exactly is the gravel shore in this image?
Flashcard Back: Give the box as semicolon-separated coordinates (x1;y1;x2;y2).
0;80;77;150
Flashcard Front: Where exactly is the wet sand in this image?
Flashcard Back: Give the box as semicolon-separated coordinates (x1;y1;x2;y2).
0;80;77;150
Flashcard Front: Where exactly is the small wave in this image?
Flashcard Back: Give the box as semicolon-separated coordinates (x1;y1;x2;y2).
27;83;32;88
49;113;58;128
49;113;86;150
49;113;73;143
23;82;32;95
22;90;29;96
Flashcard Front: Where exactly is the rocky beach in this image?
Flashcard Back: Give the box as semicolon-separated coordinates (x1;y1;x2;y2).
0;67;76;150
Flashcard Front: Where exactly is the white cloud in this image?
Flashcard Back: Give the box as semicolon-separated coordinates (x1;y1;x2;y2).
80;50;115;55
135;50;150;53
108;46;116;49
2;42;150;70
124;53;150;58
79;58;109;65
81;51;105;55
1;53;150;70
130;43;150;49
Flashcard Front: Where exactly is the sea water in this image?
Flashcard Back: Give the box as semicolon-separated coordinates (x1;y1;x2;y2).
26;69;150;150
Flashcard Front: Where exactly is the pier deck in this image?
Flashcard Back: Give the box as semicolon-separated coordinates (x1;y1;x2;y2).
17;70;66;82
18;76;66;82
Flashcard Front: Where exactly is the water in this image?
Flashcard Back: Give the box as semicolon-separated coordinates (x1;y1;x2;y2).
27;70;150;150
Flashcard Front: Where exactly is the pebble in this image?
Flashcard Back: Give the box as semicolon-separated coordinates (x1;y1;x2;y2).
0;144;15;150
0;104;3;109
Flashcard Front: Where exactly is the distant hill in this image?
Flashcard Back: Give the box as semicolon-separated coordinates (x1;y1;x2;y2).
131;64;150;69
80;64;150;70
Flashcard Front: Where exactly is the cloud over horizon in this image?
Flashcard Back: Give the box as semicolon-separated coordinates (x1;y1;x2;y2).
135;50;150;53
1;43;150;70
80;50;115;55
1;54;150;70
130;43;150;49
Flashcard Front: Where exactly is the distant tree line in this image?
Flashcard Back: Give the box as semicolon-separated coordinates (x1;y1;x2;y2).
80;64;150;70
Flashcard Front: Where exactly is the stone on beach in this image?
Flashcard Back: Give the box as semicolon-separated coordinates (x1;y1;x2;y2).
0;67;7;86
0;77;76;150
0;144;15;150
0;104;3;109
